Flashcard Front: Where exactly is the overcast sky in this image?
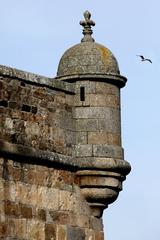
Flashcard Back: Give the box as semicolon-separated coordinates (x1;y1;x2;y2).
0;1;160;239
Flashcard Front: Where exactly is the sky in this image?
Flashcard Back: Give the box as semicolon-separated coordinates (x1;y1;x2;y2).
0;0;160;239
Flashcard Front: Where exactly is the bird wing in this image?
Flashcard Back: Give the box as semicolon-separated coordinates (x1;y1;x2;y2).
137;55;145;60
146;59;152;63
139;55;144;60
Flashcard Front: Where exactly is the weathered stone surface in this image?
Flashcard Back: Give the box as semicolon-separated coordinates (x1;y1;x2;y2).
45;223;57;240
96;82;120;95
76;119;99;131
89;93;120;108
0;179;4;201
0;65;75;93
90;216;103;231
59;190;74;211
36;208;46;221
0;140;131;174
0;157;105;239
76;132;87;144
93;144;124;158
95;231;104;240
73;94;90;107
67;226;85;240
57;41;120;78
28;221;45;239
0;76;75;155
88;132;121;145
57;225;67;240
37;187;59;209
85;229;95;240
73;106;107;119
4;200;20;217
73;106;120;120
73;145;93;157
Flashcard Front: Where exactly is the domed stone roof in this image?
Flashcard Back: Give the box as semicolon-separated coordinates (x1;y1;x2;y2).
57;41;120;77
56;11;126;87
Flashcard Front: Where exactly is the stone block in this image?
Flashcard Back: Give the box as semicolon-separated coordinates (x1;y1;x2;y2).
4;182;17;202
0;201;5;222
37;187;59;210
72;145;92;157
85;229;95;240
33;88;46;99
98;115;120;133
0;223;7;237
7;164;22;182
60;112;75;131
17;183;37;206
58;170;74;186
93;144;124;159
5;218;17;237
48;211;70;225
95;231;104;240
24;122;40;136
14;218;28;239
23;168;37;185
67;226;85;240
20;203;33;219
57;225;67;240
36;208;46;222
73;94;90;107
96;82;119;96
73;107;113;119
76;132;87;144
90;216;103;231
59;190;74;211
76;119;98;131
4;118;14;134
55;94;66;105
89;94;120;108
74;214;90;228
65;94;74;106
88;132;121;145
82;94;90;106
73;95;83;106
4;201;20;217
0;180;4;201
27;220;45;240
65;130;76;147
45;223;57;240
0;158;4;165
71;185;91;217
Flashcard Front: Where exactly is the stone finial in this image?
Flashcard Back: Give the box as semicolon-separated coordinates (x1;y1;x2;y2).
80;11;95;42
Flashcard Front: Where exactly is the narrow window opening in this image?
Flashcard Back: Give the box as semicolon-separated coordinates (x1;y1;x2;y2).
22;104;31;112
20;82;25;87
80;87;85;101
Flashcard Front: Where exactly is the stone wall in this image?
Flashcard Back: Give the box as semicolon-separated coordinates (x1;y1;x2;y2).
0;157;104;239
0;66;106;239
0;66;75;156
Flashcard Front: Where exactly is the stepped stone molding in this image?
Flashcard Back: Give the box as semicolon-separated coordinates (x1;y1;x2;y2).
0;139;131;218
0;140;131;174
76;170;125;217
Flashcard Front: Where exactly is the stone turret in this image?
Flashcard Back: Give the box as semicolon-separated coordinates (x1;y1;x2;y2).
0;11;130;239
56;11;130;217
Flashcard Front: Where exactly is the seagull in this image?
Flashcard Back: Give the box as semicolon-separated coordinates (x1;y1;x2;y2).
137;55;152;63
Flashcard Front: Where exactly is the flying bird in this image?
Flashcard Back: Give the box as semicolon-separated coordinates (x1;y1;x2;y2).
137;55;152;63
